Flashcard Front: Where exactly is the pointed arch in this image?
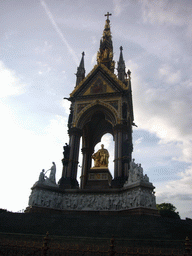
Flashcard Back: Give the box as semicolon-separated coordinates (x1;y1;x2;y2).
75;100;118;130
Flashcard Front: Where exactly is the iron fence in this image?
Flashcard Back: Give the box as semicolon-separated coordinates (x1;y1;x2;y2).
0;232;191;256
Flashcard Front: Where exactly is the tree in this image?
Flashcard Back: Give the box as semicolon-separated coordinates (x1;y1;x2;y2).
156;203;180;219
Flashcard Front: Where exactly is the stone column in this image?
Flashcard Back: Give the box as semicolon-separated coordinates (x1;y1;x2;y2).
117;130;123;177
68;127;82;179
80;147;93;189
113;125;124;178
114;132;118;178
59;127;82;189
112;124;130;187
122;133;129;178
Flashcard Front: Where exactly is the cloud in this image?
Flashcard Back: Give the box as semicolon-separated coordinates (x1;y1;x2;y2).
141;0;189;25
0;61;26;98
62;100;71;115
156;165;192;214
135;137;143;145
158;64;181;84
113;0;130;16
91;36;97;45
126;55;192;217
5;30;18;40
141;0;192;37
37;61;52;75
128;58;192;164
113;0;123;16
0;103;68;211
35;41;53;54
91;53;97;66
40;0;79;65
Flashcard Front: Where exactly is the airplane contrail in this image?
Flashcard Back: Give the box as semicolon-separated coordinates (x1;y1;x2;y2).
40;0;79;66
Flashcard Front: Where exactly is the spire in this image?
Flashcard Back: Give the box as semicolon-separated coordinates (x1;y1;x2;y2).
117;46;126;82
97;12;115;73
76;52;85;87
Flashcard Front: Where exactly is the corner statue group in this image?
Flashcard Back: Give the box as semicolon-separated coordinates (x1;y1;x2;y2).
92;144;109;167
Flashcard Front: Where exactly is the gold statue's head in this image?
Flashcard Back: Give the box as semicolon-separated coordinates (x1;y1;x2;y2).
101;144;104;149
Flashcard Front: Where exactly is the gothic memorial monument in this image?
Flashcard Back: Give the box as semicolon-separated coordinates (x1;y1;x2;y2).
27;13;158;215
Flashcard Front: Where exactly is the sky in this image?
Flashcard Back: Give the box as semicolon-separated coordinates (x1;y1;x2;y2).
0;0;192;219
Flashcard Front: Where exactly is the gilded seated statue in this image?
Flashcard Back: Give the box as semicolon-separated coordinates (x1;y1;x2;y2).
92;144;109;168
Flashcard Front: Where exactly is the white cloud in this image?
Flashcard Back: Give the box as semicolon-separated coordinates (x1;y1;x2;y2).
0;61;26;98
91;53;97;66
0;102;68;211
158;64;181;84
91;36;97;45
113;0;122;16
127;56;192;218
4;30;18;40
40;0;79;65
35;41;53;54
37;61;52;75
113;0;129;17
62;100;71;115
135;137;143;145
141;0;190;26
156;165;192;217
129;59;192;164
141;0;192;37
45;114;68;143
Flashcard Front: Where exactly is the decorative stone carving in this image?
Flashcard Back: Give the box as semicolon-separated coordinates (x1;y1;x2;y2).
75;100;119;129
126;159;150;185
92;144;109;167
77;103;88;113
29;158;156;212
34;162;58;188
68;105;73;128
90;78;106;94
48;162;56;184
63;143;70;160
107;101;118;110
38;169;45;183
28;184;156;212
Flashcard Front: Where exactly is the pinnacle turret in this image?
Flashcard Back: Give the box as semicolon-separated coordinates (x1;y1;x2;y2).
117;46;127;82
97;12;115;73
76;52;85;87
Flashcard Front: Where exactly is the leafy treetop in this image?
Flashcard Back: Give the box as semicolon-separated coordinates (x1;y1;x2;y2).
156;203;180;219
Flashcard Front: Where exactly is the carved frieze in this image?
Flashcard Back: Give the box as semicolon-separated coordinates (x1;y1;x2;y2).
28;185;156;211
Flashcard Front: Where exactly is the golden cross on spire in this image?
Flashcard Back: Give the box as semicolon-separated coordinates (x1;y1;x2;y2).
105;12;112;20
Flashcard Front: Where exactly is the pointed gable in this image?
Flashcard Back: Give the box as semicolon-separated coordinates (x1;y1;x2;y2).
70;64;128;99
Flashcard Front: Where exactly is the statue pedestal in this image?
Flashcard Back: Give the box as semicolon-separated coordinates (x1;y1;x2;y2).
27;179;158;215
27;160;158;216
85;167;112;189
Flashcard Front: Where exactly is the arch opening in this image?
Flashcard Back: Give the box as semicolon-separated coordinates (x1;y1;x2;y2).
92;133;114;178
76;103;118;130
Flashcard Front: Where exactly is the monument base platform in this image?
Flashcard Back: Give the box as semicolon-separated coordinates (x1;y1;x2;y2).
26;205;159;216
27;179;158;215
